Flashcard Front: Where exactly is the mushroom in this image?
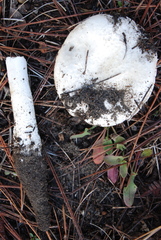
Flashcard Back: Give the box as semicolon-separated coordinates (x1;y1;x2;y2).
54;14;157;127
6;56;50;231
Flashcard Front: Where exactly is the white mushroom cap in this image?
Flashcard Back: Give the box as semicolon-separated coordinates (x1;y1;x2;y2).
54;14;157;127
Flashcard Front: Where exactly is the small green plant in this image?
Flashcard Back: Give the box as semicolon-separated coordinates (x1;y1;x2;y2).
104;155;128;178
103;132;128;183
29;233;39;240
70;126;96;139
70;127;153;207
97;130;138;207
117;1;123;7
123;172;137;207
3;170;17;177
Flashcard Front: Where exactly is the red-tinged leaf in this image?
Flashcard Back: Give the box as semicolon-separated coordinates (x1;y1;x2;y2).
92;139;105;164
123;172;137;207
107;167;118;183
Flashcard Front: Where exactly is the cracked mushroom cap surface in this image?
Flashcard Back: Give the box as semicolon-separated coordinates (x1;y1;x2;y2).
54;14;157;127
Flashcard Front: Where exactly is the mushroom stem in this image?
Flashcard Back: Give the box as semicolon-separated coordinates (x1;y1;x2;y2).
6;56;41;154
6;56;50;231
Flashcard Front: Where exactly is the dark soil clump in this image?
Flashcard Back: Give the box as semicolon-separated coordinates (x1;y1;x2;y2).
61;86;130;123
13;151;50;231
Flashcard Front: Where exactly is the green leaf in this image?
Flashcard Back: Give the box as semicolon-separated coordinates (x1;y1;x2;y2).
119;162;128;178
29;233;39;240
111;134;126;151
70;126;96;139
103;137;113;154
123;172;137;207
117;1;123;7
111;134;125;143
116;143;126;151
141;149;153;157
4;170;17;177
104;155;125;165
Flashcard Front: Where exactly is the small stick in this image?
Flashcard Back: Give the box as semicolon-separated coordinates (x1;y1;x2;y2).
122;32;127;59
83;50;89;75
135;84;153;110
6;56;50;231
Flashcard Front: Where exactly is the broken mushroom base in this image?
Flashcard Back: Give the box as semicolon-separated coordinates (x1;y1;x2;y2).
13;150;50;232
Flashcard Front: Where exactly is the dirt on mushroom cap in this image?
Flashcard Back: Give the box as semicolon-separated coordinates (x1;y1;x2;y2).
61;86;131;126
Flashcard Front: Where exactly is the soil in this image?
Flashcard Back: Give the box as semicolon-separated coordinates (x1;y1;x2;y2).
61;86;130;123
13;151;50;232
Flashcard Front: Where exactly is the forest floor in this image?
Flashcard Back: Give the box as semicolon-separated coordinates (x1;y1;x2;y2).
0;0;161;240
